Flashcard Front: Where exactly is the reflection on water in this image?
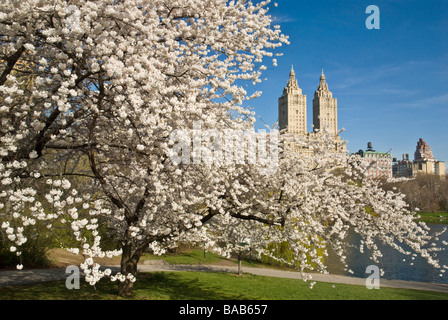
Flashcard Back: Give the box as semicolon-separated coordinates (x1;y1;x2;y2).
325;224;448;284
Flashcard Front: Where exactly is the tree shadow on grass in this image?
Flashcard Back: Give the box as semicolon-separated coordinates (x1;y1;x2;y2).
133;272;253;300
0;271;251;300
0;279;119;300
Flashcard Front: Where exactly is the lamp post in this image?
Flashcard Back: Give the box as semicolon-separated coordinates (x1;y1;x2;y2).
238;238;251;275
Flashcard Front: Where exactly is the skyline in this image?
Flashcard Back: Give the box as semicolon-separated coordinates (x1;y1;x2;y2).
245;0;448;167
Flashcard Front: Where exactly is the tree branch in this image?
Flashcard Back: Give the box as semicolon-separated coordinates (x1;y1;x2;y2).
0;45;25;86
229;212;282;226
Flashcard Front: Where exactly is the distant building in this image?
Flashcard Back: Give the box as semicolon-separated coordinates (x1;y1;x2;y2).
413;138;445;177
278;67;346;155
392;154;413;178
392;138;446;178
355;142;392;179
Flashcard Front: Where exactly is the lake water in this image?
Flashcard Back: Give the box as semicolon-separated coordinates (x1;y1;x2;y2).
325;223;448;284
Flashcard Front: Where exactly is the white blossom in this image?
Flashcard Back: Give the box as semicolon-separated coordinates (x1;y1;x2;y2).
29;150;38;159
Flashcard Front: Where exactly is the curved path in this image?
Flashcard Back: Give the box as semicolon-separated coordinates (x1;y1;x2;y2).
1;263;448;294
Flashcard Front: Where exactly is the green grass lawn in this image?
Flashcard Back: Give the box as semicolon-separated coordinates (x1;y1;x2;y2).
417;212;448;224
1;271;447;300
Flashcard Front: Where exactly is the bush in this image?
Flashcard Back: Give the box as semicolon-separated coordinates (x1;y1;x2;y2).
0;223;54;269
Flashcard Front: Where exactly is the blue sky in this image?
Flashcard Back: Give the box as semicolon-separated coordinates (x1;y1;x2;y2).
246;0;448;166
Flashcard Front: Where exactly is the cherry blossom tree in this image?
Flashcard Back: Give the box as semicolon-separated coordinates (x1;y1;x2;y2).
194;128;447;285
0;0;446;298
0;0;288;296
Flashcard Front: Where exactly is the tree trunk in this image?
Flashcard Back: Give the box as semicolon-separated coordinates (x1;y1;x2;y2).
118;243;139;297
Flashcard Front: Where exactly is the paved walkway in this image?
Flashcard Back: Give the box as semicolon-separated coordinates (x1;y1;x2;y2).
0;268;70;288
1;263;448;294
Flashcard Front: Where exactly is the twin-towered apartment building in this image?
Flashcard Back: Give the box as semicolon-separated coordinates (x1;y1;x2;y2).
279;66;339;137
278;66;345;155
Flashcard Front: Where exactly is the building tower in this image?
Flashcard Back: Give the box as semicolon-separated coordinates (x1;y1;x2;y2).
413;138;445;177
278;66;307;135
312;69;338;135
414;138;434;161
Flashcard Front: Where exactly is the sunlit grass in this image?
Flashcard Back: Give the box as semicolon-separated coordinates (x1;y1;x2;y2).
141;249;228;265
